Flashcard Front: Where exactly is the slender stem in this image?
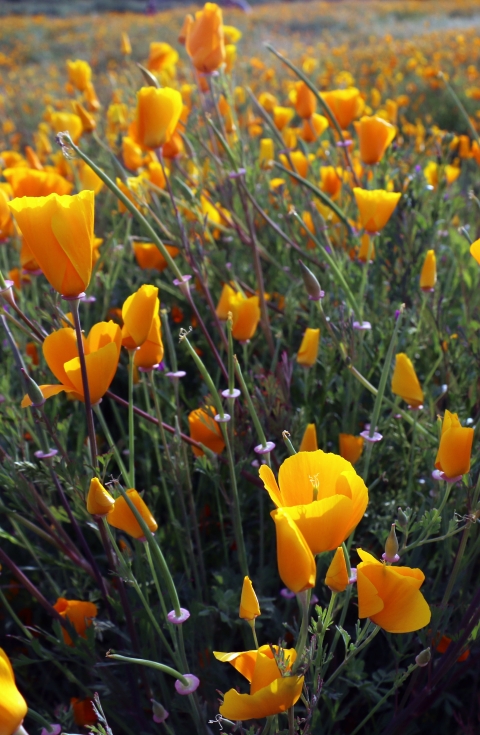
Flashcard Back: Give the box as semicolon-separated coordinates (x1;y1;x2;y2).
325;625;381;687
292;589;311;674
350;664;418;735
94;404;130;485
70;297;97;466
128;349;135;486
107;653;189;687
0;587;33;639
288;706;295;735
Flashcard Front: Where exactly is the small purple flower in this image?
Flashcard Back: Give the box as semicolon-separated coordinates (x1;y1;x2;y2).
41;726;62;735
280;588;296;599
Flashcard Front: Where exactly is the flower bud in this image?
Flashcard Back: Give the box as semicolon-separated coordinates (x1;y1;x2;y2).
298;259;323;301
20;368;45;407
415;648;431;667
383;523;399;563
151;699;169;724
397;507;409;527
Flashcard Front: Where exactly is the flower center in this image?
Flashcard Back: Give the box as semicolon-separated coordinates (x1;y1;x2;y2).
309;473;320;502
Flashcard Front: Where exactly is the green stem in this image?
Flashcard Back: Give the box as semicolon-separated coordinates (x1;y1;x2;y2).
292;589;311;674
107;653;188;687
70;297;98;468
94;404;130;485
128;349;135;486
325;625;381;687
349;664;418;735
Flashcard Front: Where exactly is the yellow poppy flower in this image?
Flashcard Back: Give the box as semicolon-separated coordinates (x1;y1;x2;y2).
391;353;424;408
0;649;27;735
435;410;474;479
325;547;349;593
239;577;260;620
353;188;401;233
107;488;158;539
53;598;98;646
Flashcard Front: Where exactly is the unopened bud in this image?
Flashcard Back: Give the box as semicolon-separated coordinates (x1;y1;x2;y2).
316;618;324;635
383;523;399;563
397;507;409;527
151;699;169;724
298;260;324;301
415;648;431;667
21;368;45;407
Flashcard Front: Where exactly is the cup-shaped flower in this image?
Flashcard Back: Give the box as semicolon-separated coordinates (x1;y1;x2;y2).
239;577;260;620
299;423;318;452
279;151;308;179
147;42;179;72
355;116;396;165
321;88;363;130
188;406;226;457
295;81;316;119
420;249;436;291
273;106;295;131
271;507;317;593
357;549;431;633
53;598;98;646
121;285;159;350
3;168;73;198
0;648;27;735
132;87;183;150
9;191;94;298
319;166;342;199
435;410;474;479
213;645;304;721
339;434;364;465
353;188;401;233
325;547;349;593
297;328;320;368
87;478;115;516
230;294;261;341
133;243;179;272
21;321;121;408
66;59;92;92
391;353;423;408
107;489;158;539
185;2;226;73
260;450;369;558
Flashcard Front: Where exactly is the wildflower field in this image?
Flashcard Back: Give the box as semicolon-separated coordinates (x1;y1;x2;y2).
1;1;480;734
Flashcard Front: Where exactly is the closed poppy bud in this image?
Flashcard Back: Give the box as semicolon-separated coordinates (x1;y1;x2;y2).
178;14;193;46
0;648;28;735
9;191;94;298
25;145;43;171
297;328;320;368
420;249;436;291
325;547;349;593
384;523;399;562
121;285;159;349
107;489;158;539
299;423;318;452
213;645;304;720
355;116;396;165
53;598;98;646
321;87;364;130
470;238;480;265
121;32;132;55
319;166;342;199
358;233;375;262
295;81;316;119
273;106;295;131
132;87;183;150
66;59;92;92
133;242;179;272
357;549;431;633
50;111;83;144
339;434;364;465
188;406;226;457
87;478;115;516
215;283;236;320
279;151;308;179
298;260;323;301
122;136;145;170
185;2;226;73
231;295;261;341
391;353;424;408
74;102;96;133
353;188;401;233
271;508;316;593
434;410;474;479
259;138;274;169
239;577;260;620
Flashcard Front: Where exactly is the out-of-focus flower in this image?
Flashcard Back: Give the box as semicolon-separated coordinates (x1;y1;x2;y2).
50;111;83;144
71;698;97;726
357;549;431;633
294;81;316;119
121;284;159;350
53;598;98;646
358;233;375;262
0;186;14;241
424;161;461;188
131;87;183;150
353;188;401;233
178;14;193;46
0;648;28;735
339;434;364;465
21;321;121;408
355;116;396;165
133;242;179;272
74;102;96;134
273;106;294;131
259;138;274;169
322;88;364;130
319;166;342;199
301;113;329;143
108;489;158;539
9;191;94;298
223;25;242;44
78;161;103;194
121;32;132;55
260;451;368;590
391;353;424;408
239;577;260;620
185;2;226;74
147;42;179;72
189;406;225;457
3;168;72;197
435;410;474;479
420;249;436;291
297;328;320;367
299;423;318;452
279;150;308;179
213;645;304;720
66;59;92;92
325;547;349;593
86;478;115;516
435;635;470;662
